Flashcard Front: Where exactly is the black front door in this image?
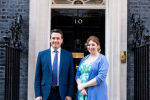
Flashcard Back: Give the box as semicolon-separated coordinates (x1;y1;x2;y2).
51;9;105;98
51;9;105;54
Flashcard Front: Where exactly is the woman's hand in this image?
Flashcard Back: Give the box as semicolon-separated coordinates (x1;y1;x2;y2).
80;89;88;95
36;97;42;100
78;84;85;91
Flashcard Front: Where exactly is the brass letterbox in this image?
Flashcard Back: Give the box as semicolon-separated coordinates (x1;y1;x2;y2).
72;53;84;58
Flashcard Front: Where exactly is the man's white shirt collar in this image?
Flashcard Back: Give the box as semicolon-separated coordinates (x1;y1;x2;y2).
51;47;61;53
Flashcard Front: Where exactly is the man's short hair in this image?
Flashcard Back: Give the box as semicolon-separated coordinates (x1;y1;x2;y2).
50;29;63;38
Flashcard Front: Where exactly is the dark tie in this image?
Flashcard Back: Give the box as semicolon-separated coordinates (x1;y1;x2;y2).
52;51;58;87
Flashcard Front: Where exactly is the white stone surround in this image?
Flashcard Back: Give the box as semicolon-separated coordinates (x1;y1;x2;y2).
28;0;127;100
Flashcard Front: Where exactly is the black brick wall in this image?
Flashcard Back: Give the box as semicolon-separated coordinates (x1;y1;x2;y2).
127;0;150;100
0;0;29;100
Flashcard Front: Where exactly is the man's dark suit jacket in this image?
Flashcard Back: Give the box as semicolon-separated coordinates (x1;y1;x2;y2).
34;48;74;100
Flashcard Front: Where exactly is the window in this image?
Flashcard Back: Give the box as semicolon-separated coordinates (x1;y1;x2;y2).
52;0;105;5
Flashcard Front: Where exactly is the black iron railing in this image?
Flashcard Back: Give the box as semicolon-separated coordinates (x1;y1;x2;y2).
4;46;21;100
0;42;5;100
0;42;21;100
134;44;149;100
131;14;150;100
0;15;22;100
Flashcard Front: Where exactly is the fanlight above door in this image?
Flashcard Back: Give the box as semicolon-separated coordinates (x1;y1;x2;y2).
52;0;105;5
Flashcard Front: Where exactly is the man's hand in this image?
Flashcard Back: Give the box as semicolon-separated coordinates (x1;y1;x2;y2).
65;96;72;100
80;89;88;96
36;97;42;100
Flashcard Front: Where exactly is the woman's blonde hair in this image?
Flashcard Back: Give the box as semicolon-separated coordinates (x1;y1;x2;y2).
86;36;101;53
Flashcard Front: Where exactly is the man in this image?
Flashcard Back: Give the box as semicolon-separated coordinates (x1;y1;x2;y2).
34;29;74;100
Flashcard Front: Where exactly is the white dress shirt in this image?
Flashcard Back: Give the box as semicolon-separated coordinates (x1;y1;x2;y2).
51;47;61;86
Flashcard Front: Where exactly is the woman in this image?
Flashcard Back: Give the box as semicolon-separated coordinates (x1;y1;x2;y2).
75;36;109;100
